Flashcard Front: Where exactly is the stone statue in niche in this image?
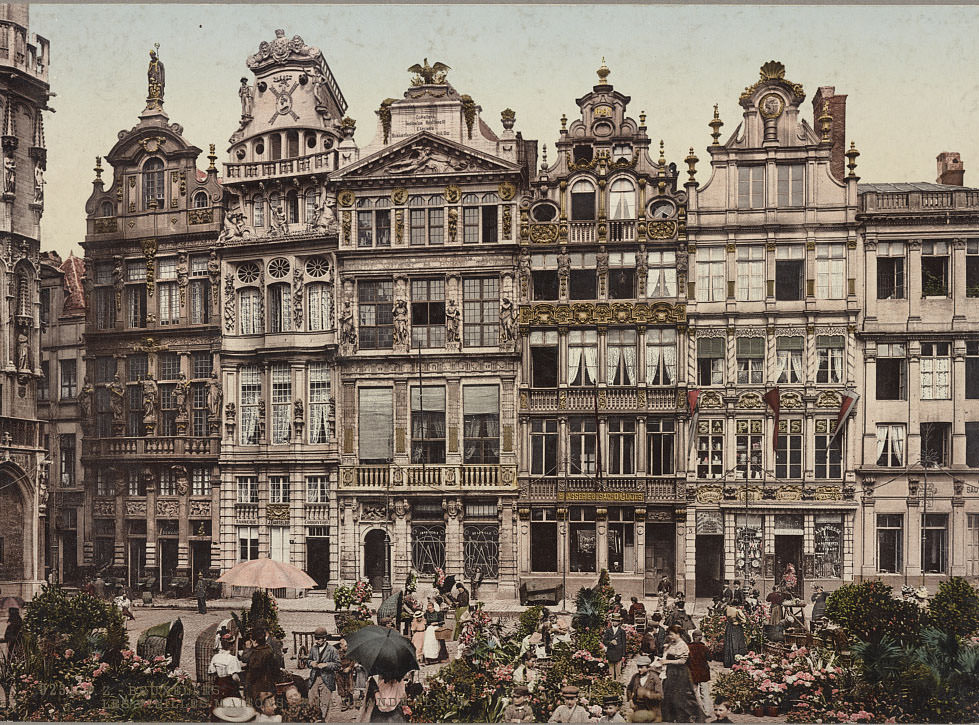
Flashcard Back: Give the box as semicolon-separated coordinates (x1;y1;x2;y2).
142;378;158;431
557;247;571;277
33;161;43;203
339;300;356;346
37;462;48;505
177;252;188;291
393;299;409;346
108;374;125;423
208;374;223;422
3;155;14;194
269;205;288;236
445;299;461;343
239;77;254;118
293;399;304;420
172;465;189;496
16;328;28;370
78;377;94;433
308;193;338;235
499;297;517;344
596;247;609;275
174;373;189;414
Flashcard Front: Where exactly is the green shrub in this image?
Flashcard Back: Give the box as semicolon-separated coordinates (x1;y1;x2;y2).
825;580;921;644
339;617;372;638
22;584;126;659
517;605;543;639
927;577;979;639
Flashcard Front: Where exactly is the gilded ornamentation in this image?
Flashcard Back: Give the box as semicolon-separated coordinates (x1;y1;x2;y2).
739;60;805;104
447;208;458;242
391;187;408;205
502;205;512;238
267;503;290;523
337;190;355;207
519;391;528;410
737;392;763;409
223;274;236;332
695;485;723;504
377;98;396;144
814;485;843;501
142;238;157;297
776;485;802;502
758;93;785;119
816;391;842;408
519;301;685;327
407;58;450;85
597;390;608;409
558;391;567;410
444;185;461;203
498;182;516;201
460;94;477;139
395;209;404;243
341;210;351;245
699;391;723;408
780;391;804;409
529;223;559;244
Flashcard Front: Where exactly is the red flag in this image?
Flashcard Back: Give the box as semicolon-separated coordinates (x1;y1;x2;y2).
827;390;860;449
763;387;780;453
686;389;702;460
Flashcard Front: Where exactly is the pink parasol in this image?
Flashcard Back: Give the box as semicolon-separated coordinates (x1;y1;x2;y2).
216;557;317;590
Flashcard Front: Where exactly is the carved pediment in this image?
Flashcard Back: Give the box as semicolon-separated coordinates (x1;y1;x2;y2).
335;132;519;181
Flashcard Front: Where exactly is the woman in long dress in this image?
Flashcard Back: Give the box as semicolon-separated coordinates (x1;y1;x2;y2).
722;603;748;668
410;610;426;660
661;626;706;722
422;601;445;664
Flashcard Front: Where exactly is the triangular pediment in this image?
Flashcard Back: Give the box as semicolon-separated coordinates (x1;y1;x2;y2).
334;131;519;180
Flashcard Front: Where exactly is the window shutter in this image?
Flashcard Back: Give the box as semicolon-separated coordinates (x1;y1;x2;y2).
358;388;393;461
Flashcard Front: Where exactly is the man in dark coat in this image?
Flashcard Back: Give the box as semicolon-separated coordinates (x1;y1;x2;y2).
307;626;340;721
243;625;280;705
650;612;668;658
452;583;470;639
194;577;207;614
601;612;627;678
721;580;734;603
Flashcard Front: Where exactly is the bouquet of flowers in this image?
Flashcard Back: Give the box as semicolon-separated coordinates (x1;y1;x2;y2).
352;580;374;605
434;568;447;589
333;584;354;611
405;571;418;594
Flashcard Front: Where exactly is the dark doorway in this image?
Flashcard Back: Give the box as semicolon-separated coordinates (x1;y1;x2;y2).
61;531;78;583
128;539;146;589
530;518;557;572
159;539;178;591
775;535;804;594
364;530;388;591
645;522;676;594
191;541;211;583
306;537;330;588
695;535;724;598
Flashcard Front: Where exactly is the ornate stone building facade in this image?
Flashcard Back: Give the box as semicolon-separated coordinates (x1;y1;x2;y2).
683;64;861;598
80;57;224;591
855;165;979;587
38;251;86;584
0;3;50;599
516;63;687;599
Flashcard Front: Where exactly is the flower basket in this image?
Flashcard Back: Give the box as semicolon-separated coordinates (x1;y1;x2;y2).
435;627;453;641
752;706;765;717
765;705;779;716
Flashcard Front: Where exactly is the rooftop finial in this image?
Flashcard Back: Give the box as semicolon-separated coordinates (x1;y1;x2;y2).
93;156;103;183
709;104;724;146
597;57;610;84
658;140;666;167
818;100;833;144
541;144;548;167
207;144;217;172
846;141;860;180
560;113;567;131
408;58;450;86
146;43;165;111
639;110;647;127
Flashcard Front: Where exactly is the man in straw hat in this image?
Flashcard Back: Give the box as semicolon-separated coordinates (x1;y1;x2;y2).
549;685;589;722
602;611;627;679
212;696;256;723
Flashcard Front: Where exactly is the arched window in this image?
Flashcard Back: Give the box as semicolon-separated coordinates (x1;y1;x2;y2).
287;131;299;158
253;196;265;227
570;178;596;221
192;191;209;209
286;191;299;224
269;134;282;161
99;200;114;217
268;283;292;333
143;158;165;210
307;283;332;331
609;178;636;219
238;288;260;335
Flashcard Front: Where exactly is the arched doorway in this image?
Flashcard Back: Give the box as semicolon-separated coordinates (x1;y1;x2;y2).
0;467;31;592
363;529;389;591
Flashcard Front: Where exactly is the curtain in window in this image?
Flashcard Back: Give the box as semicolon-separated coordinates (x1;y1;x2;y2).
239;289;259;335
892;426;905;465
240;407;258;445
607;344;621;385
568;345;583;385
646;342;661;384
309;405;329;443
663;339;676;384
359;388;393;460
623;344;637;385
583;345;598;384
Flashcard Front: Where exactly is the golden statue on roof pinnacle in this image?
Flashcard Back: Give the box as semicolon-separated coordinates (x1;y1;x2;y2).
408;58;450;85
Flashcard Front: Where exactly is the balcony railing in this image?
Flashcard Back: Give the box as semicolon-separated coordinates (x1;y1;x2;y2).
82;436;219;458
861;189;979;212
235;503;259;524
568;222;596;244
523;387;680;412
0;417;40;448
339;464;517;490
224;152;336;181
608;220;635;242
304;503;330;523
523;476;681;502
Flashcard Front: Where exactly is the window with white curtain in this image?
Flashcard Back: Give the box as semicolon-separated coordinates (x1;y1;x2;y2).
645;328;676;385
816;335;844;384
816;244;846;298
876;424;905;467
568;330;598;386
307;283;332;331
308;362;331;444
270;526;290;563
306;476;329;503
920;342;951;399
608;178;636;219
359;388;393;463
646;249;677;297
236;475;258;504
464;385;499;464
737;337;765;384
269;475;290;503
411;386;446;464
238;288;261;335
271;364;291;444
606;329;637;386
736;245;765;301
776;336;804;383
158;282;179;325
239;366;261;445
696;246;726;302
268;284;292;333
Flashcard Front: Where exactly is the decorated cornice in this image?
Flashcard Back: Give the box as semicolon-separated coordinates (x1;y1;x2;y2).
518;301;685;327
739;61;805;106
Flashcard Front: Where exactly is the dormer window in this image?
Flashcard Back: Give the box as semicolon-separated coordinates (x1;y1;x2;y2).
609;178;636;219
573;145;593;164
612;144;632;163
192;191;209;209
570;179;596;221
142;158;165;210
98;201;114;217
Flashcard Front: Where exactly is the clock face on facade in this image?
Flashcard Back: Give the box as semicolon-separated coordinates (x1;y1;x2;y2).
649;199;676;219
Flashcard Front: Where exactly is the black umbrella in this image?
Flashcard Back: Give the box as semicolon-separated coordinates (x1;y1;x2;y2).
436;574;456;596
344;625;418;678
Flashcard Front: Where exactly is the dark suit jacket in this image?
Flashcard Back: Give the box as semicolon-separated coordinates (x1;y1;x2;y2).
244;643;279;701
653;625;668;658
602;625;627;662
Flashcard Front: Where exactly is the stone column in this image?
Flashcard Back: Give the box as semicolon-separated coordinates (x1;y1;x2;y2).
517;507;531;574
952;238;967;322
176;468;190;578
210;463;221;577
445;498;463;576
951;484;967;576
675;506;687;594
864;239;879;321
684;507;696;596
393;500;410;585
907;342;921;465
596;507;608;573
636;417;647;475
906;483;922;578
340;500;356;582
860;491;877;579
952;343;966;465
908;239;922;321
634;507;646;577
144;467;157;580
497;502;517;598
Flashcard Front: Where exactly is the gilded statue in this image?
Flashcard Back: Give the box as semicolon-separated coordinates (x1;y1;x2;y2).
147;44;165;109
407;58;450;85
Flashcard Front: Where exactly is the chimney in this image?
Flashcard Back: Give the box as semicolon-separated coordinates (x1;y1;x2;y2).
813;86;847;182
937;152;964;186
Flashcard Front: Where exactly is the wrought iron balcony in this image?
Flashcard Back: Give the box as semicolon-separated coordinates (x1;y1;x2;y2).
523;476;682;503
521;387;681;413
339;463;518;490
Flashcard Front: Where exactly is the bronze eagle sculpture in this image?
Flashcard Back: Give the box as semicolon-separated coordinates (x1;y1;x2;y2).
408;58;450;85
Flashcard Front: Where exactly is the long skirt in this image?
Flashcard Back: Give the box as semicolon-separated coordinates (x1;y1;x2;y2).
422;625;440;661
411;629;426;659
723;622;747;668
661;663;705;723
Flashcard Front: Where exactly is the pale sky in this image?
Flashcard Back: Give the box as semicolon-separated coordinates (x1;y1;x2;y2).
30;3;979;257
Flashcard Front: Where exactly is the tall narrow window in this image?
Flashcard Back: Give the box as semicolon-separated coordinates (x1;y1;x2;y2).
921;240;949;297
646;328;676;385
875;424;905;467
463;277;498;347
308;361;331;444
968;342;979;400
877;242;905;299
877;514;903;573
269;476;290;504
569;417;597;475
60;359;77;399
568;330;599;386
697;337;725;386
271;364;291;444
462;194;480;244
816;335;844;384
920;422;950;466
922;513;948;574
192;382;208;437
307;283;332;332
253;196;265;228
157;257;178;326
37;361;48;401
269;134;281;161
608;251;636;299
696;420;724;479
920;342;951;399
737;166;764;208
608;417;635;475
569;252;598;299
647;249;677;298
238;288;260;335
570;179;596;221
268;283;292;333
815;244;845;298
59;434;76;487
877;343;907;400
815;420;842;478
411;278;445;348
647;419;675;475
776;336;804;384
126;280;147;328
358;280;394;349
411;386;446;464
735;419;764;480
464;385;499;464
606;329;637;386
531;419;558;476
967;239;979;297
775;420;803;478
776;164;804;207
358;387;393;463
239;365;261;445
608;178;636;219
189;255;210;324
530;331;558;387
775;245;805;300
736;245;765;301
737;337;765;384
695;247;726;302
143;158;165;209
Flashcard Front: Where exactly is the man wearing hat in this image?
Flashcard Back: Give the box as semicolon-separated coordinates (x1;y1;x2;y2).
243;625;280;705
601;611;627;678
306;626;340;721
504;685;536;723
627;656;663;712
599;695;625;722
549;685;589;722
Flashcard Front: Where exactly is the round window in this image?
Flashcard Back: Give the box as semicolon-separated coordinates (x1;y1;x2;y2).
237;262;261;284
255;142;265;156
305;256;330;277
268;257;290;279
531;204;558;222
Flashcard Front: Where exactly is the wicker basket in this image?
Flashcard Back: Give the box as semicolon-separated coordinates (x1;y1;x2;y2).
435;627;453;641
